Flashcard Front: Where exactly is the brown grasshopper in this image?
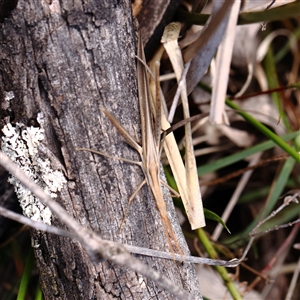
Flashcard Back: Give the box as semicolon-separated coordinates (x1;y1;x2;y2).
77;34;183;258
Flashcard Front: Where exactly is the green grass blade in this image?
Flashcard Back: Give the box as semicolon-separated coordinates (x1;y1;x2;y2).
35;283;43;300
261;157;296;219
259;202;300;232
238;1;300;25
198;82;300;163
197;228;243;300
223;157;296;245
225;99;300;162
204;209;231;233
198;130;300;176
175;2;300;26
17;248;35;300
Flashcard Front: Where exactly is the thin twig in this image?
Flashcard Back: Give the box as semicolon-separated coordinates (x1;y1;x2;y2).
0;204;240;267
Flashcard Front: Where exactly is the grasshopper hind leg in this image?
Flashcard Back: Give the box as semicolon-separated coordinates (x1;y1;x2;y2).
161;215;184;260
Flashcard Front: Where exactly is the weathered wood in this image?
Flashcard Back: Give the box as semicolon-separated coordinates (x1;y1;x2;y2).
0;0;202;299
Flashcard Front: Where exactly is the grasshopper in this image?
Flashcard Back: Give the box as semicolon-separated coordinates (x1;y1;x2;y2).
77;34;183;258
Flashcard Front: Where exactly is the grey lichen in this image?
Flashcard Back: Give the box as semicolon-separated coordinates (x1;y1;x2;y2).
1;122;66;224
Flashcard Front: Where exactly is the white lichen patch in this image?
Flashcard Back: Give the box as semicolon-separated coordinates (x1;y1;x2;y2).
4;91;15;101
1;122;67;224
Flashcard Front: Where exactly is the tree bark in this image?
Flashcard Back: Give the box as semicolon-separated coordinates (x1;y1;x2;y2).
0;0;202;299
